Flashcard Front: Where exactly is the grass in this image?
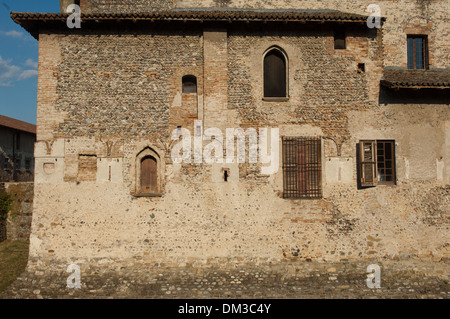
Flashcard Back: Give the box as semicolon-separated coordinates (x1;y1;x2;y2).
0;240;29;294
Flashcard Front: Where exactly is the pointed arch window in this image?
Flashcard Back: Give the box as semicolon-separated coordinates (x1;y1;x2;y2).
135;147;163;196
264;48;288;98
141;156;158;194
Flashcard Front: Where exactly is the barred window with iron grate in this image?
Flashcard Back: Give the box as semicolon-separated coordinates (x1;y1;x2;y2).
282;137;322;199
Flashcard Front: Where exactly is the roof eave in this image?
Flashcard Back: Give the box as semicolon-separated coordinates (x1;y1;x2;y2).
11;10;380;40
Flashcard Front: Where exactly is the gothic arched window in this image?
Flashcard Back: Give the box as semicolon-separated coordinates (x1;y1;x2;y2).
264;48;287;98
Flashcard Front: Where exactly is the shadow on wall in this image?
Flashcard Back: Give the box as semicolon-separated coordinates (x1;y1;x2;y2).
0;184;10;242
379;86;450;105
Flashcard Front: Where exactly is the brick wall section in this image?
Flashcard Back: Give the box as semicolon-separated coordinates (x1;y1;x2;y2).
78;155;97;182
203;30;229;131
37;34;66;142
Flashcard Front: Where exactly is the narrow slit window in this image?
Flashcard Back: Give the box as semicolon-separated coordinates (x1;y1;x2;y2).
223;169;229;182
182;75;197;93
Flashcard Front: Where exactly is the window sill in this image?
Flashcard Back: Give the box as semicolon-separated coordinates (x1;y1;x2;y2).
376;182;396;186
132;193;163;198
263;97;289;102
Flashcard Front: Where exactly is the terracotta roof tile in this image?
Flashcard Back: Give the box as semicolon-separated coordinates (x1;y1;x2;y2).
11;9;371;22
381;69;450;89
11;9;375;39
0;115;36;134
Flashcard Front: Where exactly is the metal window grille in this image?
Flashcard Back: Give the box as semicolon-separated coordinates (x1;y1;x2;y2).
282;137;322;199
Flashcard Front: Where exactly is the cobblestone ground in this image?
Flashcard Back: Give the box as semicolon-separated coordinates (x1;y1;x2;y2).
1;259;448;299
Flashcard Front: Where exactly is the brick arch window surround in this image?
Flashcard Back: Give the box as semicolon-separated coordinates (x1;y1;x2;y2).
263;47;288;98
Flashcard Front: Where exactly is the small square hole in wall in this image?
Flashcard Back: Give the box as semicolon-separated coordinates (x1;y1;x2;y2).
357;63;366;73
223;168;230;182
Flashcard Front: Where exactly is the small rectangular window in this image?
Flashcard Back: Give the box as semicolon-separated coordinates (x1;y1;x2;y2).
334;27;346;50
282;137;322;199
407;35;428;70
182;75;197;93
358;140;396;187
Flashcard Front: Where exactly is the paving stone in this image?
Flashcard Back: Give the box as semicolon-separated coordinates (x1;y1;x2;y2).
0;259;448;299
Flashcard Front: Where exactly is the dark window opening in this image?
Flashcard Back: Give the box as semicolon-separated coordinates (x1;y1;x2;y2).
25;159;31;170
407;35;428;70
334;27;346;50
282;137;322;199
141;156;158;194
264;49;287;98
357;63;365;73
182;75;197;93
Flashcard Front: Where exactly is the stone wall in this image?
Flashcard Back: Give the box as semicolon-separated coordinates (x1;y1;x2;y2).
66;1;448;71
175;0;449;69
28;13;449;268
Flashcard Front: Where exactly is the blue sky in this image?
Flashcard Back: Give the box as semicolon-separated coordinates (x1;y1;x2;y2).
0;1;59;124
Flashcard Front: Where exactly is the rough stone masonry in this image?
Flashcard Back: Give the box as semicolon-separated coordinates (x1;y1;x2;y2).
6;0;449;298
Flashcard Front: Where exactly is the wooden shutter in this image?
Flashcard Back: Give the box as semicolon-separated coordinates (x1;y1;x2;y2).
141;156;158;194
359;140;377;187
